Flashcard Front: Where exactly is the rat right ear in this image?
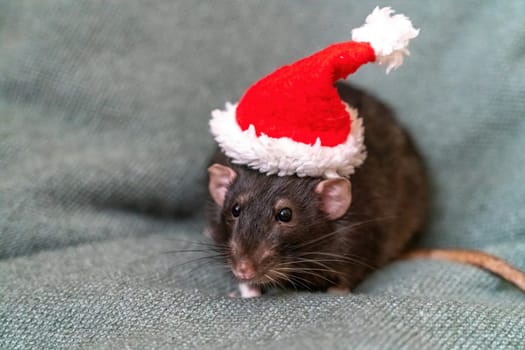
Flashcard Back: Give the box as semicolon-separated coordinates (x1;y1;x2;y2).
208;164;237;207
315;178;352;220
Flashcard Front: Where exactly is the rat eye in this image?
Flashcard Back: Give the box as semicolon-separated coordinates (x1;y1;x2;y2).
276;208;292;222
232;203;241;217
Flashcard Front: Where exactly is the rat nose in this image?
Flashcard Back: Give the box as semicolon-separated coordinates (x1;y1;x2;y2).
233;259;256;280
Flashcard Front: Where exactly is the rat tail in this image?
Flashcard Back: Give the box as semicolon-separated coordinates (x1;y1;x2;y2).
402;249;525;293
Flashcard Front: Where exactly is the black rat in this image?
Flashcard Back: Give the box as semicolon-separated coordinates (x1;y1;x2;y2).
205;82;525;298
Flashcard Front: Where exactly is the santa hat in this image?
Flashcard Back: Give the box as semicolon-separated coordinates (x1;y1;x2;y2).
210;7;419;178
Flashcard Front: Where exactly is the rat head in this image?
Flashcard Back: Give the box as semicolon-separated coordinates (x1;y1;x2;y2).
207;163;352;287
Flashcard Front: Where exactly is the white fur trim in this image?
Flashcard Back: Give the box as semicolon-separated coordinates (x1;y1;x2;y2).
209;102;366;178
351;7;419;73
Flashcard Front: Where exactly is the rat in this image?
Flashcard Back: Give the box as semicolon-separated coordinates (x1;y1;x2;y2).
205;81;525;298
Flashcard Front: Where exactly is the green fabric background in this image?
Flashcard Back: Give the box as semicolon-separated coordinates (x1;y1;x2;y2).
1;1;524;349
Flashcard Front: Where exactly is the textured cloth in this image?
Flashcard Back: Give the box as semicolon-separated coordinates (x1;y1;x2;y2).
1;1;525;349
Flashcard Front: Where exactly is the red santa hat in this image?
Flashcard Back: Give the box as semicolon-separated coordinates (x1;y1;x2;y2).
210;7;419;178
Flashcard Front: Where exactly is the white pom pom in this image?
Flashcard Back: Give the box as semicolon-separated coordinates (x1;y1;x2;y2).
351;7;419;73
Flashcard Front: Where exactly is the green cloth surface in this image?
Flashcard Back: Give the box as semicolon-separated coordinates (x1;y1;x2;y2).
1;1;525;349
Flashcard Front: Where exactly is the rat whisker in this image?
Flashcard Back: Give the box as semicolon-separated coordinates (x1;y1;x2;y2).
277;258;335;271
287;275;313;291
160;249;224;255
177;256;230;275
171;254;227;269
277;257;361;271
292;216;396;250
276;262;344;276
276;212;396;233
290;270;337;285
161;236;230;249
275;266;346;280
274;255;377;284
264;273;283;290
276;259;348;278
179;258;232;277
269;269;310;291
126;247;224;268
273;266;336;287
286;274;313;291
266;270;291;289
297;252;377;271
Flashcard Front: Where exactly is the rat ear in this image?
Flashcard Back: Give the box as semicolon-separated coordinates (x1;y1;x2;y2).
208;164;237;207
315;178;352;220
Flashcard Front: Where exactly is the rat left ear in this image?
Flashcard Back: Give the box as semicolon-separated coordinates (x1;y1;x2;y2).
208;164;237;207
315;178;352;220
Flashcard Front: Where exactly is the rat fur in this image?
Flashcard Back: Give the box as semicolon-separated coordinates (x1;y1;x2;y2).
205;81;525;297
206;82;426;296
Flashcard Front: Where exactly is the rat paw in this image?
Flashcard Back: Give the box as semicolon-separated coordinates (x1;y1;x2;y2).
239;282;262;298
